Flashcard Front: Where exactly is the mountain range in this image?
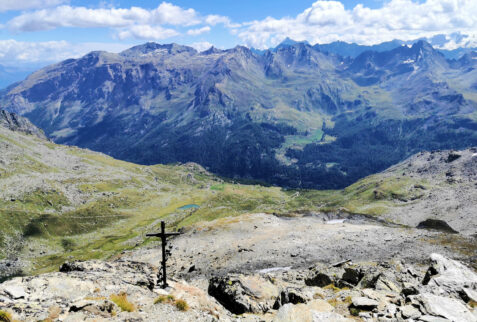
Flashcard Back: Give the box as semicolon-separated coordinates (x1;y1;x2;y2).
1;40;476;189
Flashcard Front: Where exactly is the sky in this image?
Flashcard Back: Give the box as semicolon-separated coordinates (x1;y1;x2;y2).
0;0;476;67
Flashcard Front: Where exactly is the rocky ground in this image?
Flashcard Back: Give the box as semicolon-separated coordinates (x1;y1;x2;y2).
374;149;477;236
126;212;477;279
1;212;476;321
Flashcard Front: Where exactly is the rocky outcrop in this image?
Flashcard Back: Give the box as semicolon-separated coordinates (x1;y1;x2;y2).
1;254;477;321
208;274;279;314
0;110;46;139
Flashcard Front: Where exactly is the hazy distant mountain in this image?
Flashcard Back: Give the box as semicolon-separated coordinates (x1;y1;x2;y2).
0;65;38;89
1;40;476;189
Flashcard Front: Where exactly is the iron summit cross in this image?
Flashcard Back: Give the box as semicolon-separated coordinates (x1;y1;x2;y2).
146;221;181;289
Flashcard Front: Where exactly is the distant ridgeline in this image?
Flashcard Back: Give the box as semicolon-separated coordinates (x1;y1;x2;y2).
1;40;477;189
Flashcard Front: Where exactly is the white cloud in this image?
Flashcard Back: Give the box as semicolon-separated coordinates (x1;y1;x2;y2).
236;0;477;49
117;25;180;40
7;2;201;33
0;39;131;66
0;0;67;12
189;41;214;52
205;15;241;28
187;26;211;36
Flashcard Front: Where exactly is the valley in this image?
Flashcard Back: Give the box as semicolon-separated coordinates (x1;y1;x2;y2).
1;41;476;189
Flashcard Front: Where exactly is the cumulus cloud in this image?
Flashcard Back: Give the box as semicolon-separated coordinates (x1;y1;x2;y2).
236;0;477;49
0;0;67;12
8;2;200;32
0;39;131;66
189;41;214;52
187;26;211;36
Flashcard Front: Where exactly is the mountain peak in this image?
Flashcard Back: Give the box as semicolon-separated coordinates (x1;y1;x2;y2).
411;40;435;53
200;46;223;55
120;42;197;57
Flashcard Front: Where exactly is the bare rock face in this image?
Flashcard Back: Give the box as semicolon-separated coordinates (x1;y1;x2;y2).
208;274;280;314
0;110;46;139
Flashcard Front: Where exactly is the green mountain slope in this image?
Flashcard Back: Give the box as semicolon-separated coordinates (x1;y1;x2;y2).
1;111;475;280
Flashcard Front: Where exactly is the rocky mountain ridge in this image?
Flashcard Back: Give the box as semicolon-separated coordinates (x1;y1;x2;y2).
1;40;476;189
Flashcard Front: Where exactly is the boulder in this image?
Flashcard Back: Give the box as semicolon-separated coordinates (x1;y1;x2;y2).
208;274;279;314
351;296;379;309
305;264;344;287
400;305;421;319
340;267;363;286
2;282;26;299
273;287;313;309
415;293;476;322
423;253;477;297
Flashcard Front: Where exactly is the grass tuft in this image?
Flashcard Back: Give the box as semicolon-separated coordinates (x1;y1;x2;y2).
0;311;12;322
175;299;189;311
110;292;135;312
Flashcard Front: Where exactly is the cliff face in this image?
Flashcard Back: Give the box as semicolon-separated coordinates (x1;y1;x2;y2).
0;110;46;139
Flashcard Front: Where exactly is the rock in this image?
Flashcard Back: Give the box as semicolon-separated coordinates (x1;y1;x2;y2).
273;287;312;309
417;219;458;234
69;300;115;318
401;282;419;297
273;300;349;322
417;293;476;322
400;305;421;319
422;253;477;296
446;152;461;163
419;315;451;322
341;267;363;286
208;274;279;314
351;296;379;309
59;260;159;290
460;288;477;303
2;282;26;299
312;311;353;322
305;272;333;288
358;268;382;289
305;265;343;287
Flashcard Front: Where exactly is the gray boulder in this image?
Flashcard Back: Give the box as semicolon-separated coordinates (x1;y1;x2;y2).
208;274;279;314
416;293;476;322
423;253;477;297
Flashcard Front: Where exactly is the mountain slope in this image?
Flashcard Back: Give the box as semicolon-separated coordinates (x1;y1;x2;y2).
1;41;477;189
1;111;475;281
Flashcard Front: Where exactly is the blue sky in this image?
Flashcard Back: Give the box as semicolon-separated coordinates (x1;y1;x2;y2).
0;0;475;66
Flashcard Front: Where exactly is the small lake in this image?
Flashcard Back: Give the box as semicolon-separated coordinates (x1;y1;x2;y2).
177;204;200;210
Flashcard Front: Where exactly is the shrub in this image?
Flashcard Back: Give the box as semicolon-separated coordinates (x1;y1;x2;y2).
175;299;189;311
110;292;135;312
0;311;12;322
